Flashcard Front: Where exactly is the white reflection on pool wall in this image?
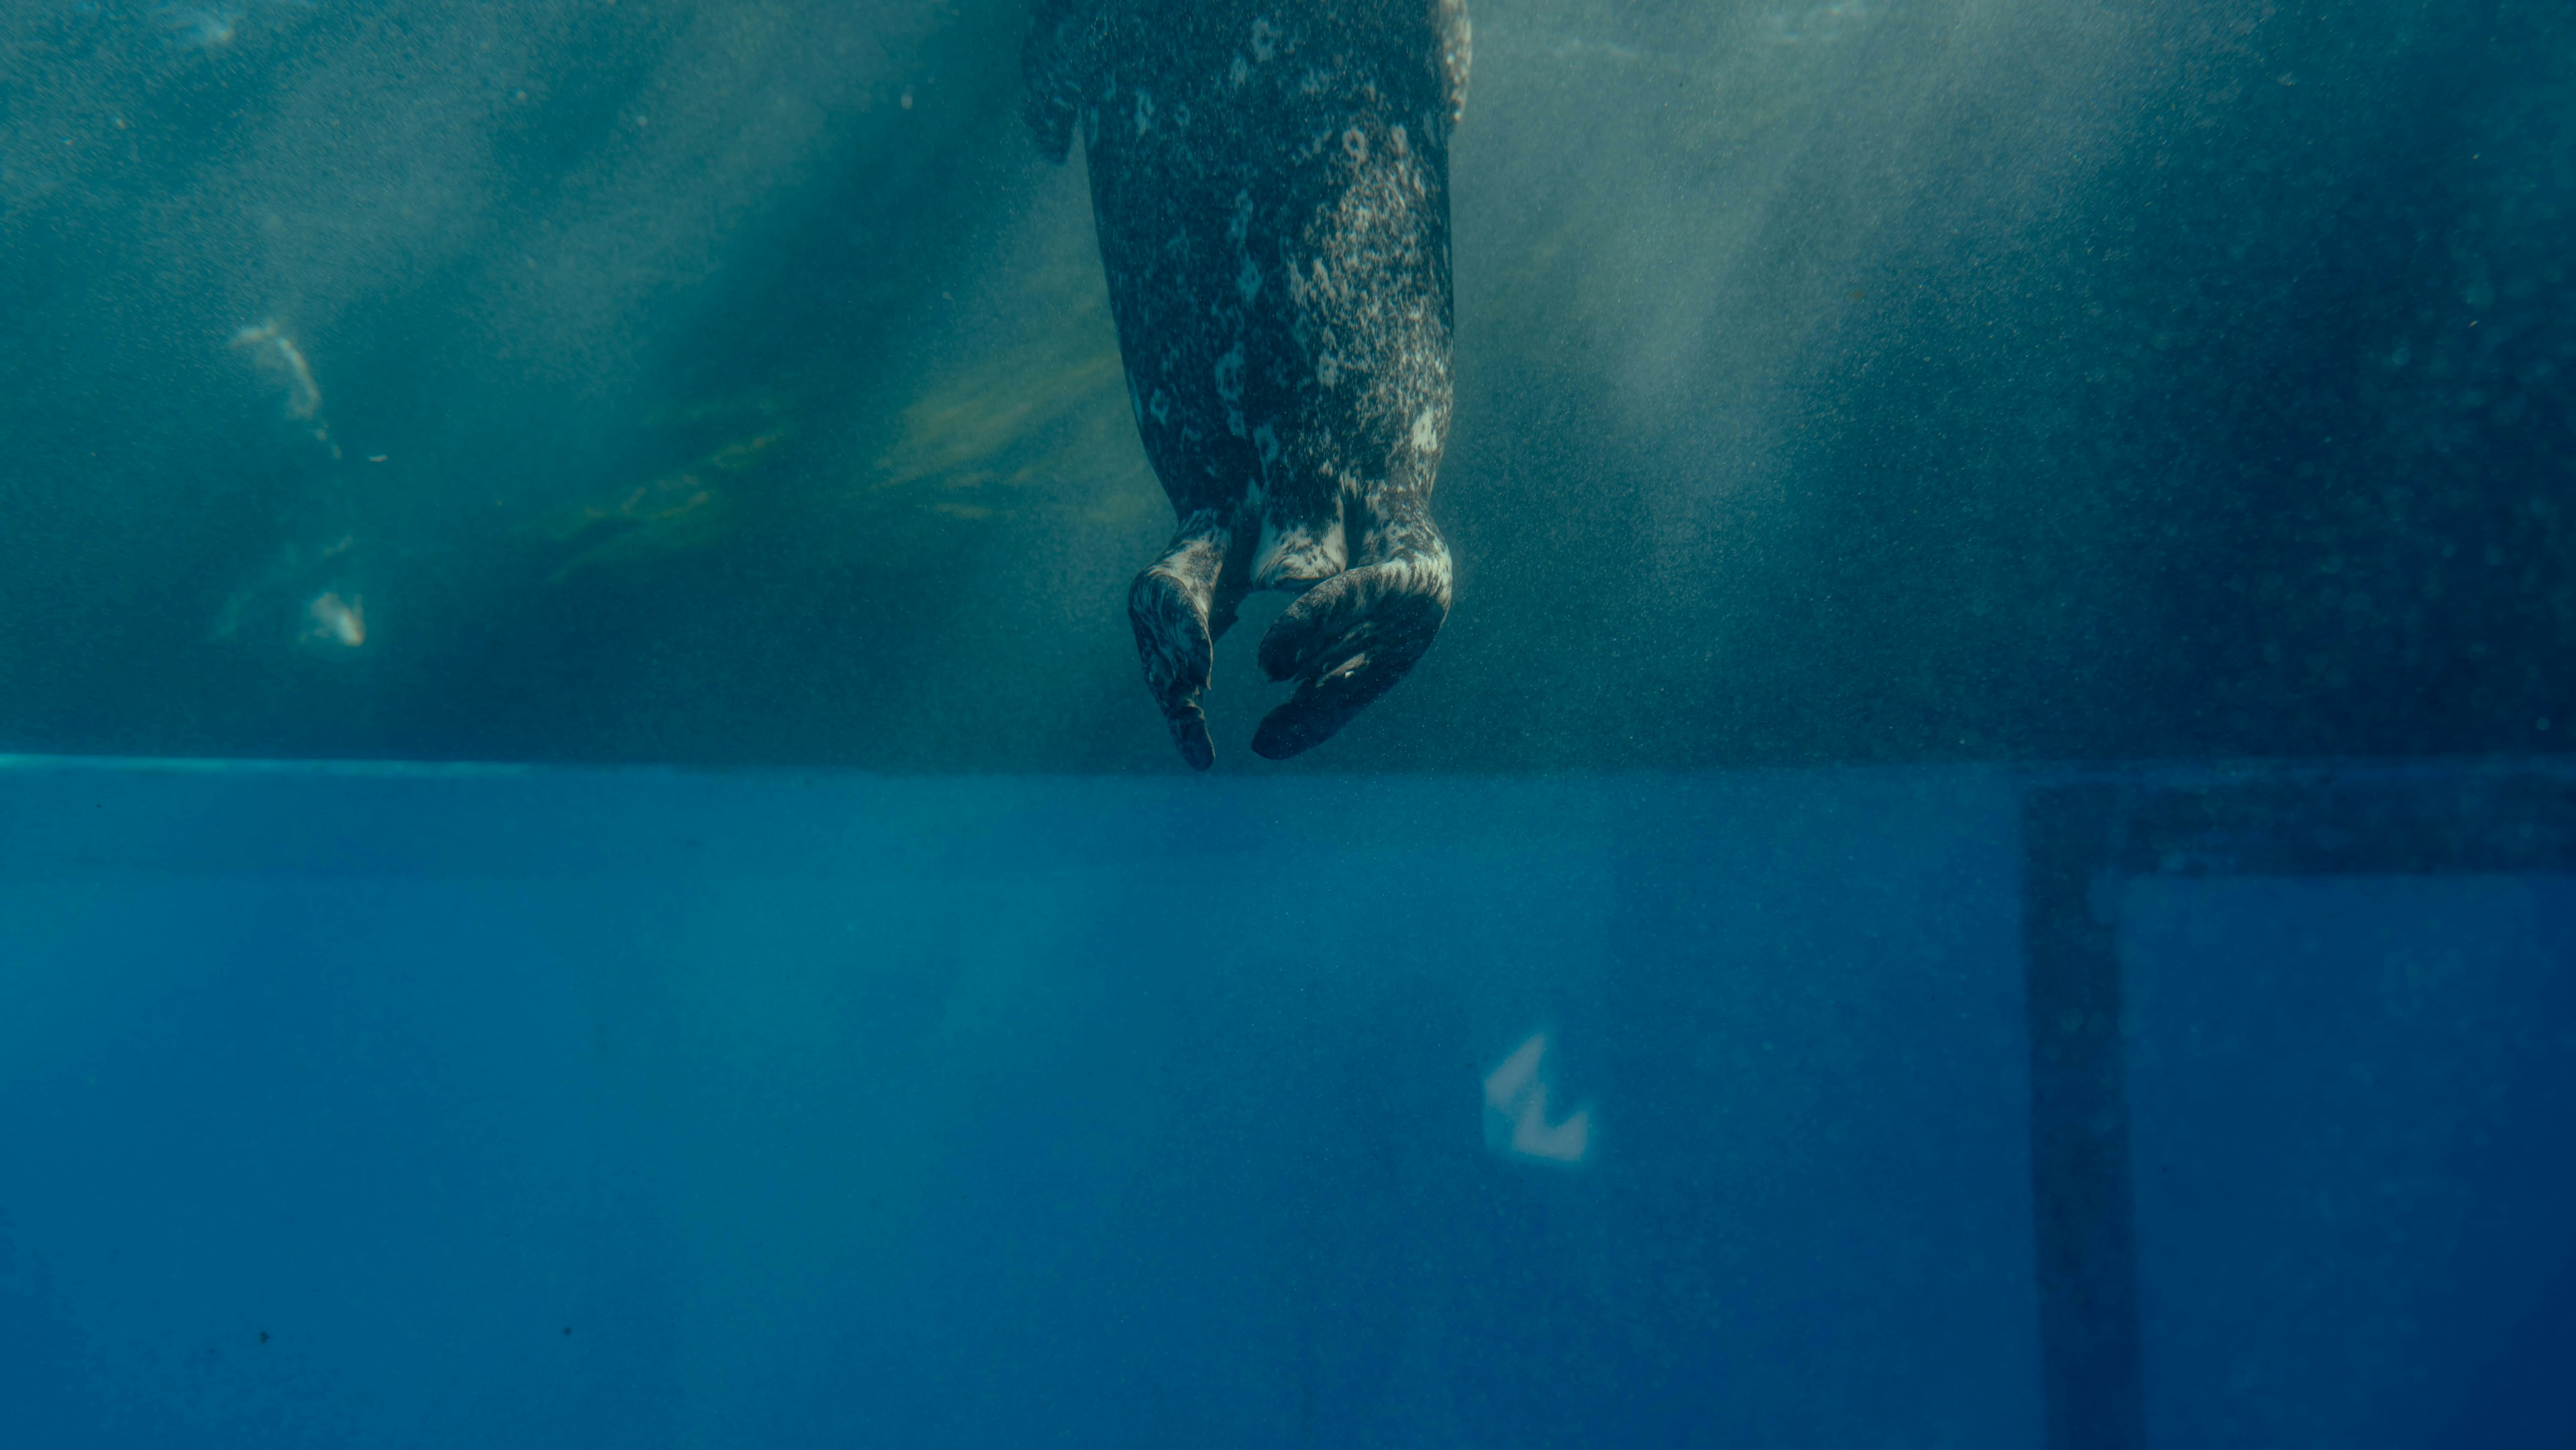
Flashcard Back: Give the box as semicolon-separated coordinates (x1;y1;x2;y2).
1483;1032;1593;1166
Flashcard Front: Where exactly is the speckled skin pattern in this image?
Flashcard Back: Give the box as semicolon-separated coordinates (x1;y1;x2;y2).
1026;0;1470;767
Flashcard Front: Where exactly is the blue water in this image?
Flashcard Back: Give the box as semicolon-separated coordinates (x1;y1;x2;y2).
7;0;2575;1443
4;759;2571;1447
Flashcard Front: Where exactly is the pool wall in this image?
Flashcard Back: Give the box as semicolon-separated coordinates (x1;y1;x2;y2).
2;760;2567;1447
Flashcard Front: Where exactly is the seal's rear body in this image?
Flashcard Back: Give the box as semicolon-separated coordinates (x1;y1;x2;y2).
1027;1;1470;766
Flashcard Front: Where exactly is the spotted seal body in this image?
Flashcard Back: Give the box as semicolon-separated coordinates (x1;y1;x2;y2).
1026;0;1471;767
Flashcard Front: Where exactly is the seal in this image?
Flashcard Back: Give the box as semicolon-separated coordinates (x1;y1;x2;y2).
1025;0;1472;767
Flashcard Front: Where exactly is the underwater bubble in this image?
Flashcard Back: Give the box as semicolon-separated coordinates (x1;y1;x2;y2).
303;590;366;649
231;319;323;422
152;5;241;51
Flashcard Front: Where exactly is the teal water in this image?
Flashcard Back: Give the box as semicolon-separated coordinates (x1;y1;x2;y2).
3;0;2571;766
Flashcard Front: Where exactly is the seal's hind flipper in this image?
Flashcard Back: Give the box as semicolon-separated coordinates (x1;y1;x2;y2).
1129;520;1234;770
1250;549;1452;761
